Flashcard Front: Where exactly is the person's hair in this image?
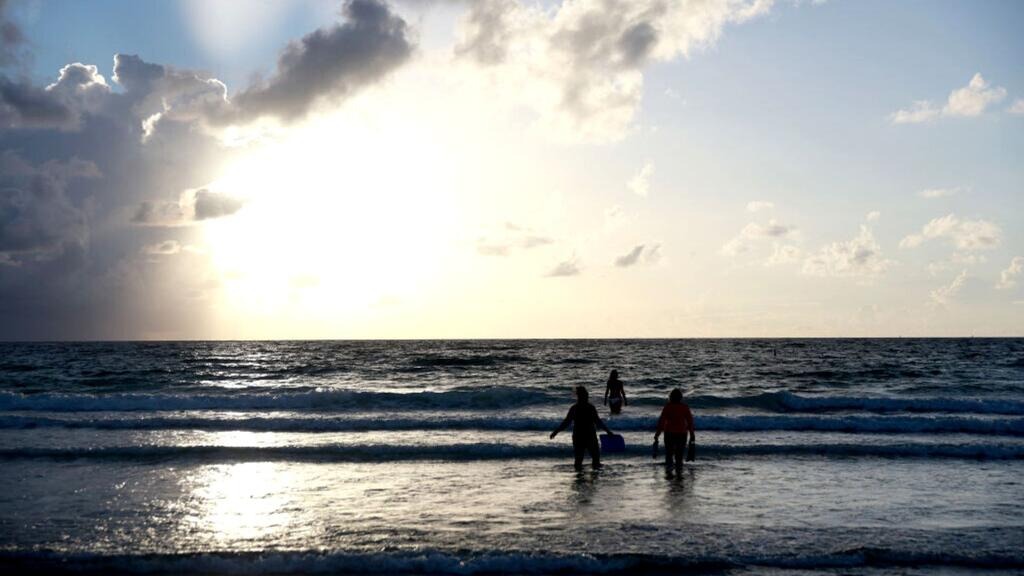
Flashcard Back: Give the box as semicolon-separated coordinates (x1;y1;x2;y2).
575;386;589;401
607;369;619;384
669;388;683;403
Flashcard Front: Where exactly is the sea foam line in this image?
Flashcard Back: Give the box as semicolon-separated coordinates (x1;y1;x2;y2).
0;547;1021;574
2;413;1023;436
1;441;1021;462
2;390;1023;415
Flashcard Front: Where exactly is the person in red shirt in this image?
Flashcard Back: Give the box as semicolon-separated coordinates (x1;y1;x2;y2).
653;388;695;469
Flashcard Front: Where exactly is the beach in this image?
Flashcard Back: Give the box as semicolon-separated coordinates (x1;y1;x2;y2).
1;339;1022;573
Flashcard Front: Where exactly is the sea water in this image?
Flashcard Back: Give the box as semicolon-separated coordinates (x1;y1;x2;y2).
0;339;1022;573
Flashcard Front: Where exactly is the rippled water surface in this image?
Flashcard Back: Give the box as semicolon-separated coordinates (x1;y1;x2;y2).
1;339;1022;573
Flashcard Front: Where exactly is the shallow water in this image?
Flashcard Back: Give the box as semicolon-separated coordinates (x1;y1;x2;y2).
1;339;1022;573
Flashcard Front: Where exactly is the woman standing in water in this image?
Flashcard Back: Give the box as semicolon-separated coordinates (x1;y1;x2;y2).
551;386;614;470
654;388;696;470
603;369;627;414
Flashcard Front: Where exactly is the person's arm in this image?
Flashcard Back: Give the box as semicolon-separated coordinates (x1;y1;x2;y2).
654;406;667;441
603;383;609;405
550;406;575;438
684;405;696;443
621;385;627;407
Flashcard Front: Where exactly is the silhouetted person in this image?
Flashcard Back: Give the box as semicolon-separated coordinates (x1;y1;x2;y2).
654;388;695;470
603;369;627;415
550;386;613;470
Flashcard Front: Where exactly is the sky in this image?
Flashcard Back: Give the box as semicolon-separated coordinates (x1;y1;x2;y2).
0;0;1022;340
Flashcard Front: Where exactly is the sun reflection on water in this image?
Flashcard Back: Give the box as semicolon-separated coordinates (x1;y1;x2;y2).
188;461;296;546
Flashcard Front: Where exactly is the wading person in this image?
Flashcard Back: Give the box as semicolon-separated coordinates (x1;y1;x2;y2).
603;369;627;415
653;388;696;470
550;386;613;470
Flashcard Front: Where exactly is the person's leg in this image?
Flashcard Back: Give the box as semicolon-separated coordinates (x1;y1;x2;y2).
589;434;601;468
673;435;684;470
664;433;677;467
573;436;585;469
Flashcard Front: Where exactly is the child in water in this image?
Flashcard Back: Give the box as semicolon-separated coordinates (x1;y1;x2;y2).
603;369;627;415
551;386;614;469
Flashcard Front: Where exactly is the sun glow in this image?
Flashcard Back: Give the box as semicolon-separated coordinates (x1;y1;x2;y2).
200;95;462;336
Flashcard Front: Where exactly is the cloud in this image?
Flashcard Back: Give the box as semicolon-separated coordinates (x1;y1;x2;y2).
865;210;880;222
627;161;653;197
918;187;960;199
521;235;553;249
0;153;100;261
131;200;186;226
141;240;182;256
546;256;580;277
996;256;1024;290
454;0;519;65
802;224;893;279
0;1;419;339
232;0;412;122
930;269;968;306
476;222;554;257
721;219;797;256
615;245;644;267
132;187;243;225
927;251;987;276
454;0;773;142
1;62;112;130
944;73;1007;117
111;54;230;139
766;244;801;266
192;189;243;220
0;0;26;68
746;200;774;212
890;73;1006;124
614;243;660;267
900;214;1001;251
889;100;939;125
1010;99;1024;115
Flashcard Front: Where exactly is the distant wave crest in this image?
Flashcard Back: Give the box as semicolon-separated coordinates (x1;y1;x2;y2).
3;389;1023;415
3;413;1023;436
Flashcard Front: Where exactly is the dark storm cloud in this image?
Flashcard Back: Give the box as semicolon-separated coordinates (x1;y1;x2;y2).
131;200;186;226
232;0;413;122
0;153;99;258
0;61;111;130
0;77;72;128
192;189;243;220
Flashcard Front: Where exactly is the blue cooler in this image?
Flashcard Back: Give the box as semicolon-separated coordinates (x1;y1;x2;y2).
600;433;625;453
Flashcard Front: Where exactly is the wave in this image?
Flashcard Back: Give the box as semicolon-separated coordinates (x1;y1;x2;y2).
4;413;1022;436
0;388;547;412
2;441;1021;462
406;354;531;368
686;391;1024;415
3;389;1023;415
0;547;1021;574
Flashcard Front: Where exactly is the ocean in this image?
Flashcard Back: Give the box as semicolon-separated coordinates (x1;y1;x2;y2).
0;339;1022;574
